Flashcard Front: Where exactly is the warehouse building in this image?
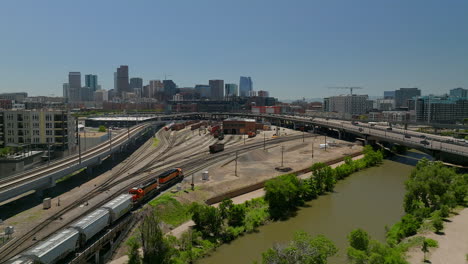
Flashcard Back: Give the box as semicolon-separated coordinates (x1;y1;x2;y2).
222;118;256;135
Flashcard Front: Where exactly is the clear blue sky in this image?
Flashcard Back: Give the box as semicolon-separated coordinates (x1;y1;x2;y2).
0;0;467;100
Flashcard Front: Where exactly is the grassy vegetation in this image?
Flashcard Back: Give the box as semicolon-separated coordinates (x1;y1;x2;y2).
55;168;85;183
152;137;160;147
148;192;192;227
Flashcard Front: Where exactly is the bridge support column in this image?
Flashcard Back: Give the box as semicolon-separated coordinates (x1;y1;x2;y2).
86;166;93;175
95;250;100;264
338;130;342;140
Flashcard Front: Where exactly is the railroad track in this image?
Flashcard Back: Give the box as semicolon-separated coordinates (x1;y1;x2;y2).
0;124;151;193
0;130;311;261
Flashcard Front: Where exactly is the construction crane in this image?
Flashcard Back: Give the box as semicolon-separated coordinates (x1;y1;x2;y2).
328;86;363;95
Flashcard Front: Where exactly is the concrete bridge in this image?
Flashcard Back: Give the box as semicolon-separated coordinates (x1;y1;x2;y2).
207;112;468;165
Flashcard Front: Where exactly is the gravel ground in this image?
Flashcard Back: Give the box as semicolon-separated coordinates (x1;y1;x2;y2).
406;208;468;264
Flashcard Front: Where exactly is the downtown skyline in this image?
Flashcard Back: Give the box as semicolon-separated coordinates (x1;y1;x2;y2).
0;0;467;99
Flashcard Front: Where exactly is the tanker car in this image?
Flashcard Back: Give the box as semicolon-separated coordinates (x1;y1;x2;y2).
9;168;184;264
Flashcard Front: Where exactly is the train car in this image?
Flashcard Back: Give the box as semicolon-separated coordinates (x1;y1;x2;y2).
129;177;159;202
101;194;133;223
158;168;183;185
171;123;185;131
69;208;110;246
191;123;202;130
164;123;175;131
248;131;256;138
209;143;224;153
210;125;220;134
22;228;79;264
6;256;35;264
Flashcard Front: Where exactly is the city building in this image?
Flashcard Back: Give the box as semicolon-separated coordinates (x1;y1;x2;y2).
409;95;468;123
62;83;69;101
195;85;211;99
251;106;280;114
394;88;421;108
130;77;143;90
0;92;28;102
0;109;76;154
116;65;130;97
375;99;395;111
258;90;269;97
383;91;395;99
209;80;224;100
225;83;238;97
94;89;108;102
85;74;98;91
68;72;81;102
449;87;468;98
80;87;93;101
163;80;177;99
323;94;371;115
239;76;253;97
173;93;183;101
222;118;256;134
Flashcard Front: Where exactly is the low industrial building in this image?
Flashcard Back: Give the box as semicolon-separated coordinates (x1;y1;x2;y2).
222;118;257;134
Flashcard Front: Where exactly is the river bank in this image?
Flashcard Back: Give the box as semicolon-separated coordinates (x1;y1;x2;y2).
406;207;468;264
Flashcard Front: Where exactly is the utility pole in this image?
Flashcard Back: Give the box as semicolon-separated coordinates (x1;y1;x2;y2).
109;129;112;152
311;139;314;158
324;135;327;151
47;143;51;165
244;134;246;145
263;132;266;150
302;129;305;142
281;146;285;167
191;174;194;191
78;135;82;164
83;128;87;152
127;118;130;139
235;151;238;176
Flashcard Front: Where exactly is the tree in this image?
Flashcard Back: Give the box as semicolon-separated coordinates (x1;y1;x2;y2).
219;198;234;219
190;203;223;237
264;174;301;219
228;204;246;227
127;238;141;264
98;125;107;132
139;208;172;264
348;228;370;251
422;238;438;262
433;216;444;233
261;231;337;264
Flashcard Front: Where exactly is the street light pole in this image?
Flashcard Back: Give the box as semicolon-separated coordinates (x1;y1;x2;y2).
235;151;238;176
47;143;51;165
78;135;82;164
311;139;314;158
263;132;266;150
324;135;327;151
281;146;284;167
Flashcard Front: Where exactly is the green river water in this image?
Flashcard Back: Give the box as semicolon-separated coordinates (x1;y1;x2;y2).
199;154;417;264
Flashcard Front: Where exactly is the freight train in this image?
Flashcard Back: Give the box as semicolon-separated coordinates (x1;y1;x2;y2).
7;168;184;264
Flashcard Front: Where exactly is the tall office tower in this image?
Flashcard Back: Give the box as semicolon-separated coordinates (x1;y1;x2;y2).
130;77;143;90
163;80;177;98
239;76;253;97
225;83;238;97
116;65;130;97
209;80;224;100
323;94;371;115
68;72;81;102
85;74;98;91
449;87;468;98
63;83;69;102
195;85;211;98
394;88;421;108
149;80;164;92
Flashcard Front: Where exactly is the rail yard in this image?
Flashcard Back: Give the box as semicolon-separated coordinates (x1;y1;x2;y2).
0;120;360;264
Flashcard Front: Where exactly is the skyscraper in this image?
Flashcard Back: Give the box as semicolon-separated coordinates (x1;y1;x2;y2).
85;74;98;91
449;87;468;98
116;65;130;97
68;72;81;102
163;80;177;99
209;80;224;100
394;88;421;108
239;76;253;97
225;83;238;97
130;78;143;90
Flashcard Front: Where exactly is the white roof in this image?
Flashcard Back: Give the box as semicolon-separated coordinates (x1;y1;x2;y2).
25;229;78;257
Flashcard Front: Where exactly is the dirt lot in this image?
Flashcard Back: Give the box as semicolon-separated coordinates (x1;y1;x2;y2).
406;208;468;264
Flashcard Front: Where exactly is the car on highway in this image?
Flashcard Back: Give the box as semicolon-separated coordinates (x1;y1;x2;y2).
386;127;392;131
405;135;411;139
420;140;430;145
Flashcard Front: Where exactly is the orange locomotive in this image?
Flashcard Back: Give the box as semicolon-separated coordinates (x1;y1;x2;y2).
129;168;183;202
